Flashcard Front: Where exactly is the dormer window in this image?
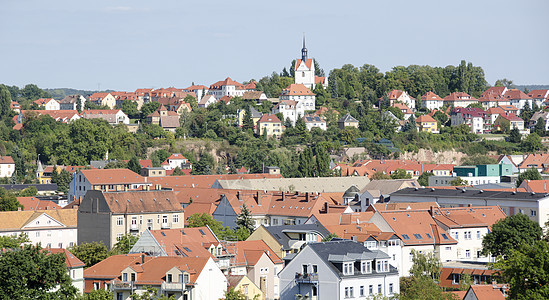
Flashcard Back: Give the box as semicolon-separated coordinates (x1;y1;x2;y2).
376;260;389;273
361;261;372;274
343;262;354;275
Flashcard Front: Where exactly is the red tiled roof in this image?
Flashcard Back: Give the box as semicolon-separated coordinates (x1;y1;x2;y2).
33;98;56;105
421;92;443;101
210;77;245;90
46;248;85;268
79;169;147;185
416;115;436;123
444;92;477;101
0;156;15;164
149;227;219;258
228;240;282;267
528;89;549;99
258;114;281;123
17;197;61;211
504;89;531;100
280;84;315;96
295;58;313;71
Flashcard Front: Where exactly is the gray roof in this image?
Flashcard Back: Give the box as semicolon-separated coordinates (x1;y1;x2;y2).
306;240;396;277
0;184;58;191
264;223;331;251
213;177;370;193
343;185;360;198
360;179;419;195
338;114;358;123
250;107;263;118
303;115;325;123
391;187;549;201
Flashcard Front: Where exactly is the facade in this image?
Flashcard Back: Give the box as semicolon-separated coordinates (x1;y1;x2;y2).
528;89;549;106
146;104;180;132
208;77;254;100
337;114;359;129
161;153;192;171
416;115;438;133
279;84;316;111
59;95;86;110
47;248;86;293
184;85;209;102
450;107;489;134
80;109;130;125
385;90;416;110
493;113;525;132
421;92;444;110
0;209;77;249
279;240;400;300
302;114;327;131
77;189;184;248
256;114;283;138
88;93;117;109
17;110;81;124
529;111;549;130
444;92;478;108
503;89;532;111
140;167;167;177
34;98;60;110
68;168;151;201
272;100;304;126
198;94;217;108
236;107;263;127
0;156;15;177
227;275;265;300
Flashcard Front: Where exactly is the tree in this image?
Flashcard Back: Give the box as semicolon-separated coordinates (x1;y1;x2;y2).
450;177;467;186
0;244;77;299
321;233;339;242
130;286;174;300
417;171;434;186
492;240;549;300
371;171;391;180
0;188;23;211
187;213;224;236
111;233;139;255
120;100;139;118
516;167;542;187
390;168;412;179
533;117;546;137
482;213;543;258
78;289;114;300
171;166;185;176
460;155;497;166
18;186;37;197
409;250;442;281
69;241;110;267
0;84;12;120
509;127;522;143
236;203;254;236
521;132;544;152
127;156;142;174
52;169;73;194
0;233;29;249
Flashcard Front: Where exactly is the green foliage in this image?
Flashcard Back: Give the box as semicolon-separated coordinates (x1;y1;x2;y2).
236;203;254;236
509;127;522;143
104;160;128;169
409;250;442;281
371;172;391;180
18;186;37;197
192;152;215;175
492;240;549;300
187;213;225;235
450;177;467;186
0;84;12;121
130;286;174;300
171;166;185;176
225;287;247;300
140;102;161;120
417;171;434;186
390;168;412;179
69;241;110;267
77;289;114;300
128;156;142;174
0;233;29;249
52;169;73;193
520;132;545;152
460;155;497;166
120;99;139;118
482;213;543;257
0;187;23;211
458;273;473;291
0;244;77;299
321;233;339;242
111;233;139;255
517;168;542;187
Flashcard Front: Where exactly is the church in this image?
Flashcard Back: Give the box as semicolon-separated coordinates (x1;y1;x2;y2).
294;37;328;89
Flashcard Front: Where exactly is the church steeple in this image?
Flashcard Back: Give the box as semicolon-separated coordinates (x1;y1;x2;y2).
301;34;308;62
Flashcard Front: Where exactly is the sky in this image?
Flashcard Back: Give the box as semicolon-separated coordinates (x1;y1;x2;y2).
1;0;548;91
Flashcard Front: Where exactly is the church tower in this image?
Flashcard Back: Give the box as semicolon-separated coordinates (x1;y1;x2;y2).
294;35;315;89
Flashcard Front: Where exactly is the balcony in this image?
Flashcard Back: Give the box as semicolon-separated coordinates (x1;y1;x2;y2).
295;273;318;284
111;280;133;290
130;224;139;231
161;222;171;229
161;282;185;291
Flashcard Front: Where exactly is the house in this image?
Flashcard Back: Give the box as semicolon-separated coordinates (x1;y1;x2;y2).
518;179;549;193
236;107;263;127
450;107;489;134
278;240;400;300
77;189;184;248
46;248;86;293
359;179;420;209
517;153;549;173
337;114;359;129
529;111;549;130
279;84;316;111
478;87;509;109
272;100;304;126
496;154;522;174
59;95;86;110
485;107;506;124
80;109;130;125
209;77;253;100
421;91;444;110
183;85;209;102
444;92;478;108
428;164;514;187
88;93;116;109
384;90;416;110
146;104;180;132
528;89;549;106
256;114;284;138
0;156;15;177
493;113;526;133
17;110;81;124
68;168;151;202
84;255;227;300
17;196;62;210
242;91;268;104
0;209;77;249
302;114;327;131
227;240;283;300
389;187;549;229
140;167;166;177
246;223;330;258
392;103;413;120
161;153;192;171
10;101;20;113
440;261;498;288
34;98;60;110
294;38;317;89
462;284;508;300
226;275;264;300
416;115;438;133
498;104;519;115
503;89;532;111
197;94;217;108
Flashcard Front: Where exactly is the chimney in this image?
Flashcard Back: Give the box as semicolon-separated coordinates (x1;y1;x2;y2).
428;206;434;216
282;192;285;201
237;190;241;201
256;191;261;205
141;253;145;264
468;204;472;207
306;192;310;202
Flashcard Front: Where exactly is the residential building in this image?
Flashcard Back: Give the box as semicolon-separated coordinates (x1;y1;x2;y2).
462;284;508;300
0;156;15;177
80;109;130;125
279;240;400;300
256;114;284;138
493;112;526;134
161;153;192;171
517;153;549;173
140;167;167;177
389;187;549;228
46;248;86;293
17;110;81;124
213;176;370;193
498;104;519;115
184;85;209;102
503;89;532;111
84;255;227;300
392;103;413;120
242;91;268;104
68;168;151;201
88;92;116;109
385;90;416;110
450;107;489;134
236;107;263;127
146;104;180;132
10;101;20;113
440;261;497;288
302;114;326;131
485;107;506;124
528;89;549;106
279;84;316;111
272;100;304;126
529;111;549;130
444;92;478;108
226;275;264;300
198;94;217;108
34;98;60;110
209;77;253;100
77;189;184;248
337;114;359;129
246;223;330;258
0;209;77;249
359;179;420;209
59;95;86;110
478;87;509;109
421;91;444;110
416;114;438;133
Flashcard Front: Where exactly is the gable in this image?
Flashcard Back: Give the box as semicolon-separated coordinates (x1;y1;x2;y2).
129;229;167;256
22;213;66;229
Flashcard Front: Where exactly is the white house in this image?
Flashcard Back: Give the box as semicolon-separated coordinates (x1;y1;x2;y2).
302;114;327;131
80;109;130;125
208;77;255;100
0;156;15;177
421;92;444;111
47;248;86;294
198;94;217;108
279;240;400;300
161;153;192;171
450;107;488;134
34;98;60;110
279;84;316;111
272;100;304;126
385;90;416;111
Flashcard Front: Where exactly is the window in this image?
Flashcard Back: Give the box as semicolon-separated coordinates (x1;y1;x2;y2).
131;216;137;225
389;283;394;294
361;261;372;274
123;273;128;281
402;234;410;240
36;231;40;237
117;217;123;226
378;284;382;294
162;215;168;224
117;233;123;240
464;231;472;240
531;210;537;217
360;286;364;297
477;231;481;239
454;232;459;240
345;287;350;298
184;274;190;283
312;265;318;273
131;273;136;281
343;262;354;275
58;243;63;248
369;285;373;295
173;214;179;223
167;274;172;283
349;287;354;297
376;260;389;272
477;250;482;258
452;274;460;285
93;282;100;290
441;233;449;240
413;234;423;239
425;233;432;239
465;250;471;258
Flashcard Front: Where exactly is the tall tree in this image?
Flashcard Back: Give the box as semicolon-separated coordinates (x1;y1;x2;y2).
127;156;142;174
111;233;139;255
236;203;254;237
0;85;12;120
69;242;110;267
0;188;23;211
516;168;542;187
482;213;543;257
0;233;29;249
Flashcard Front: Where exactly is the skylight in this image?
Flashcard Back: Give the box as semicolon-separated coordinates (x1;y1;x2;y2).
199;229;206;235
413;234;423;239
183;247;192;252
426;233;432;239
402;234;410;240
441;233;449;240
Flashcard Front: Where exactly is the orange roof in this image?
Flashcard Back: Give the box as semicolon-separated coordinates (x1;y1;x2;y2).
184;85;209;91
485;107;505;115
369;202;440;212
444;92;477;101
84;254;143;279
0;156;15;164
431;206;506;230
504;89;531;100
528;89;549;99
17;197;61;211
81;109;123;115
149;227;220;258
386;90;405;100
281;84;315;96
315;76;326;84
21;110;80;123
46;248;85;268
392;103;413;114
295;58;313;71
378;210;457;245
210;77;245;90
89;92;111;100
497;112;523;122
33;98;55;105
519;179;549;193
98;190;182;214
80;169;147;185
228;240;282;267
468;285;506;300
498;105;518;112
257;114;281;123
481;86;507;97
518;153;549;169
421;92;443;101
416;115;436;123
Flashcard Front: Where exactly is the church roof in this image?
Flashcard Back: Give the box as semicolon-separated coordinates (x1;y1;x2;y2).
295;58;313;71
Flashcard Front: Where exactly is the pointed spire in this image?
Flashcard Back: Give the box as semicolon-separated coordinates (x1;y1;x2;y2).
301;33;308;62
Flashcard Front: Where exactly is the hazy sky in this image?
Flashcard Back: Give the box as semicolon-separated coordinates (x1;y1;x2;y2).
1;0;548;91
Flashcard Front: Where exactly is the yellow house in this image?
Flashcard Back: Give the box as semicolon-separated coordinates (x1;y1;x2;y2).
227;275;264;300
256;114;283;138
246;225;285;258
37;165;65;184
237;107;263;127
416;114;439;133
